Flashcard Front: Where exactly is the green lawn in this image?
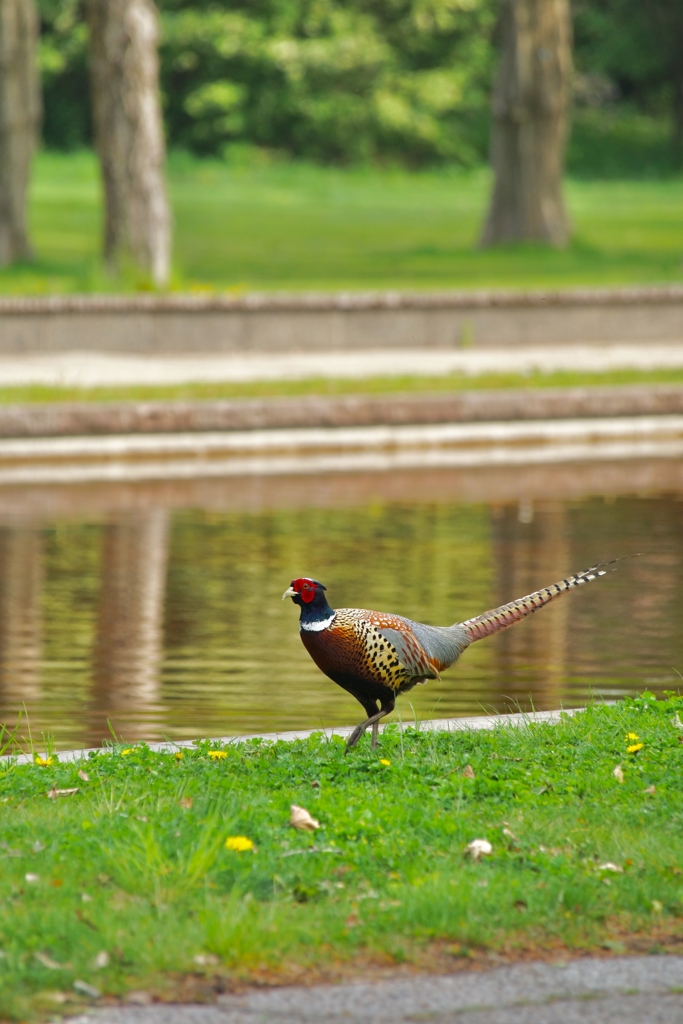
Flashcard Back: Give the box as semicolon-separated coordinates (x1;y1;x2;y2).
2;150;682;295
1;366;683;407
2;694;683;1020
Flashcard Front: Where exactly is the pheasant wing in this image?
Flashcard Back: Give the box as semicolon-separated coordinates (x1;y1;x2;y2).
352;610;441;686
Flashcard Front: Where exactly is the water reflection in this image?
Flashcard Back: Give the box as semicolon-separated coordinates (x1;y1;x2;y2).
0;526;43;703
90;510;169;744
0;457;680;750
492;501;571;708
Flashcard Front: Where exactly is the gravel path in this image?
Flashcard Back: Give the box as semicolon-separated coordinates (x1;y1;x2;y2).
67;956;683;1024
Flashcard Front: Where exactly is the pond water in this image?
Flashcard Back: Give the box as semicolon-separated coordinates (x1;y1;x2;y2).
0;458;681;750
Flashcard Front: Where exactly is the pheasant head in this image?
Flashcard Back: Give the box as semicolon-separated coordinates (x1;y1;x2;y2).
282;577;335;628
282;577;328;607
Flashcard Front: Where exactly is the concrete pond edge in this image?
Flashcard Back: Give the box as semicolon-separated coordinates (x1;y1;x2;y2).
5;706;587;766
1;383;683;439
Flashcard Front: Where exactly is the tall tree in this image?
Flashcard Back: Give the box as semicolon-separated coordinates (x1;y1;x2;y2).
0;0;40;266
481;0;572;247
85;0;171;287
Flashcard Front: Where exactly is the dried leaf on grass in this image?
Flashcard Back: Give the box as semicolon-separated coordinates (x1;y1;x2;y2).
78;770;90;782
179;797;193;810
125;991;153;1006
73;979;100;999
598;862;623;873
613;765;624;783
34;951;62;970
48;787;79;799
290;804;320;831
644;784;656;795
92;951;110;969
194;953;219;966
47;992;69;1004
462;765;475;779
466;839;492;860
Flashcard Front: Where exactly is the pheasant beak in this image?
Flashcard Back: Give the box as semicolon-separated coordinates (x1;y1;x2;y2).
282;586;297;601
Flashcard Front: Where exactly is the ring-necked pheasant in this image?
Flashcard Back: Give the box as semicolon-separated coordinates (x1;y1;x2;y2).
283;561;617;750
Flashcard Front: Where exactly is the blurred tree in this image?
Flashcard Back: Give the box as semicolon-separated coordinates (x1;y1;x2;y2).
36;0;678;177
85;0;171;286
38;0;497;166
480;0;571;247
160;0;497;165
574;0;683;169
0;0;41;265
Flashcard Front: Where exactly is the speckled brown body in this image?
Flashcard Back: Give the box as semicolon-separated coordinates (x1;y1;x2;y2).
301;607;454;708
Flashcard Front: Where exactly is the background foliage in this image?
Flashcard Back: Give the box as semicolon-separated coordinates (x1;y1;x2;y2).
37;0;683;175
40;0;496;167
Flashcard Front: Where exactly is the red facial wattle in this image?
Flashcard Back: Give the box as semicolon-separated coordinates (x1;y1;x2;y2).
293;578;316;603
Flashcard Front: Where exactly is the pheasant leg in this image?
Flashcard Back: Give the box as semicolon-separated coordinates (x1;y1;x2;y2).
345;697;395;752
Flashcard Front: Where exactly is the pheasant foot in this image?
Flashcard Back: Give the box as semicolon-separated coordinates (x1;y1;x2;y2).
345;705;393;752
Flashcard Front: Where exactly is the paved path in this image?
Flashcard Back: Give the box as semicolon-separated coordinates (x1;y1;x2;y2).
68;956;683;1023
2;344;683;387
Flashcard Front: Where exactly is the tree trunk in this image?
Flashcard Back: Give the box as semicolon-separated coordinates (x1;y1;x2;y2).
85;0;171;287
480;0;572;248
0;0;40;266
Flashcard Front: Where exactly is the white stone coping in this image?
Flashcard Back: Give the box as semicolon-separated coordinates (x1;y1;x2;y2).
1;343;683;388
0;414;680;461
5;707;585;765
0;416;678;485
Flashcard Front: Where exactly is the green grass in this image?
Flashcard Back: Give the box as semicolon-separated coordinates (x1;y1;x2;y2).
2;694;683;1019
3;150;682;295
1;366;683;407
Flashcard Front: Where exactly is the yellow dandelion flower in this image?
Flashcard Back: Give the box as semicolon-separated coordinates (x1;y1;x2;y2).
626;733;639;741
225;835;254;852
627;743;644;754
35;755;53;767
379;759;391;766
121;748;133;756
208;750;228;760
175;751;183;761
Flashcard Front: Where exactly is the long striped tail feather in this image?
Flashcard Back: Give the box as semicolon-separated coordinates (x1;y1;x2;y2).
461;557;626;644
